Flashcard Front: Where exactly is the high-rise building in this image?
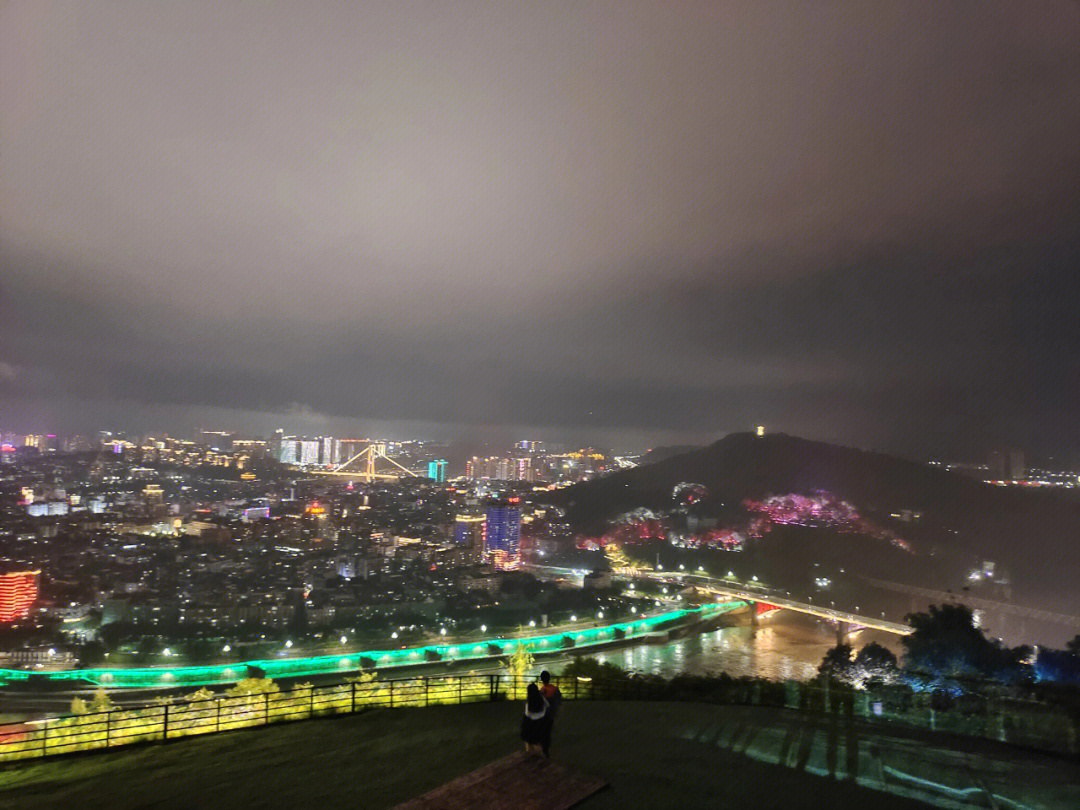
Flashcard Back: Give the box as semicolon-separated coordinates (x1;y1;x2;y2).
453;513;486;562
428;459;447;482
320;436;336;467
299;440;320;466
278;436;299;465
484;499;521;570
0;569;39;623
988;448;1026;481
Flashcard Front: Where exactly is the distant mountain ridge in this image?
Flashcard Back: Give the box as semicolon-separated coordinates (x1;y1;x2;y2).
554;433;1080;619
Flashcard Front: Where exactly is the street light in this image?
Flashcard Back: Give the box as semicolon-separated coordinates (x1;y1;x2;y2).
480;625;486;633
285;639;293;648
222;644;231;654
163;648;172;657
597;611;604;619
570;615;577;622
529;620;536;628
392;631;399;639
340;636;348;645
440;628;447;636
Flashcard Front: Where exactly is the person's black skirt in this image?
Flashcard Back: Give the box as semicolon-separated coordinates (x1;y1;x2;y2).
520;713;548;744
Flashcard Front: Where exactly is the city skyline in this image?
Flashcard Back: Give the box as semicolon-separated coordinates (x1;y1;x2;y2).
3;3;1080;460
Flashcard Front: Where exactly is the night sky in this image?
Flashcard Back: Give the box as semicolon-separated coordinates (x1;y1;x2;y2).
2;3;1079;458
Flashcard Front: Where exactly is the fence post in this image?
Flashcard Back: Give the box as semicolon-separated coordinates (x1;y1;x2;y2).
264;692;270;726
163;703;170;740
310;686;315;719
106;709;112;747
425;676;429;707
459;677;463;704
216;698;221;733
41;720;48;756
351;680;357;713
390;679;395;708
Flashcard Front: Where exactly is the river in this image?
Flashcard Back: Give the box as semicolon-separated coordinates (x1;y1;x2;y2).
554;610;904;681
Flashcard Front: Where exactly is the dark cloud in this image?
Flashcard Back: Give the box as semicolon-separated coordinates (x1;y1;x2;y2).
2;2;1079;457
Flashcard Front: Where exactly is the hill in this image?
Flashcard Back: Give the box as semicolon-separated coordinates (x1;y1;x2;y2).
551;433;1080;629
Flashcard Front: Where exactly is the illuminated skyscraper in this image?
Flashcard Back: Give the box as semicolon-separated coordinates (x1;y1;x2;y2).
300;440;319;466
278;437;299;465
428;459;447;482
454;513;486;562
0;570;39;623
484;499;521;569
320;436;336;466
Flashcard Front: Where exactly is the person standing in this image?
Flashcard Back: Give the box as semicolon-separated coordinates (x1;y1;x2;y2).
538;670;562;758
520;682;548;756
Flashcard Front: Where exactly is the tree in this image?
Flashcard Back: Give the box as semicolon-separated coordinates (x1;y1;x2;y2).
78;640;108;665
88;689;114;714
505;644;535;678
1066;635;1080;657
818;644;856;683
902;604;1029;683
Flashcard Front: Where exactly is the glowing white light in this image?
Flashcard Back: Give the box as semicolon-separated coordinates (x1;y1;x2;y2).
440;628;447;636
570;615;577;622
391;631;398;639
340;636;348;645
529;620;536;628
480;625;487;633
163;648;171;657
222;644;231;653
285;640;293;648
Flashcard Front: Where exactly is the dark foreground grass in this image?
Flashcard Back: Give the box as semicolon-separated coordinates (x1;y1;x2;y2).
0;701;932;810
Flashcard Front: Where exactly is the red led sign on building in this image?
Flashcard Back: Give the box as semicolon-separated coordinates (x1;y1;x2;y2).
0;570;39;623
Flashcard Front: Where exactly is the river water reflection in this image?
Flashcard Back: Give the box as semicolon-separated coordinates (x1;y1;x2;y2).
559;611;904;682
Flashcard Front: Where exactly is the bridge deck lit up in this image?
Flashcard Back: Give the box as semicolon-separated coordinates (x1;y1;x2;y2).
521;563;912;637
660;571;912;636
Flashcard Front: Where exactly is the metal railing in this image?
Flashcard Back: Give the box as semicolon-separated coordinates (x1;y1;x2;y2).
1;673;1076;764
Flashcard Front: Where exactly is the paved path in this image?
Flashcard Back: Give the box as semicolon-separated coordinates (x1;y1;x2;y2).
394;751;606;810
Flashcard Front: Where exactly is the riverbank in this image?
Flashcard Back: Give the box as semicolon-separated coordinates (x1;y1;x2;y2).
0;602;745;693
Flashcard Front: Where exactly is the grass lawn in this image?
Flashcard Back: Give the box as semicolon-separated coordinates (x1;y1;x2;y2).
0;701;934;809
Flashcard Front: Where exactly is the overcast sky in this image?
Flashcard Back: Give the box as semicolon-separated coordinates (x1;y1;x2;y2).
3;2;1079;457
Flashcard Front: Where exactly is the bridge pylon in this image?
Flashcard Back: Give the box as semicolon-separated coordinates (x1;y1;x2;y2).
315;443;419;482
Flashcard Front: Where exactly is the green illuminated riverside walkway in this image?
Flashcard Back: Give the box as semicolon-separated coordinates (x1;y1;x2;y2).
0;602;745;690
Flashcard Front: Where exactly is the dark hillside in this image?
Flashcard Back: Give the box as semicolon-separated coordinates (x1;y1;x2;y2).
552;433;1080;619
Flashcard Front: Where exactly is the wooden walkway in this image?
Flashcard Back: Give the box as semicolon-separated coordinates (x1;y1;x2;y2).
393;751;608;810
